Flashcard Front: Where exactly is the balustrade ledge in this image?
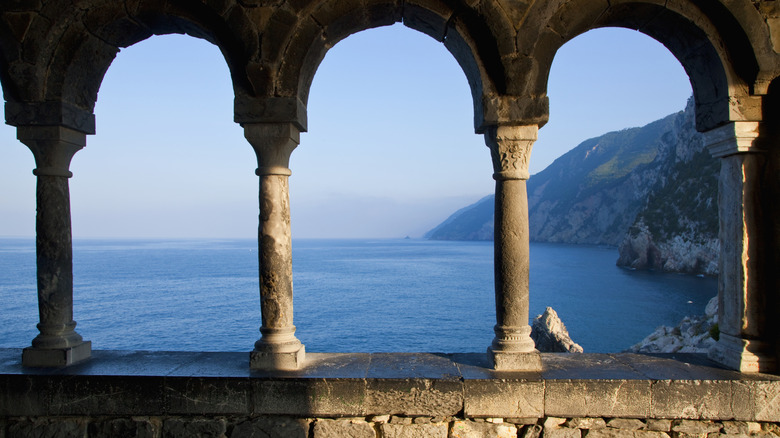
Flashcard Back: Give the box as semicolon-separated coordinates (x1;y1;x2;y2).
1;349;779;422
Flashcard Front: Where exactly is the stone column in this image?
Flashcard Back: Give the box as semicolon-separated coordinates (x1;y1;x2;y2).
705;122;775;373
17;126;91;367
485;125;542;371
244;123;305;370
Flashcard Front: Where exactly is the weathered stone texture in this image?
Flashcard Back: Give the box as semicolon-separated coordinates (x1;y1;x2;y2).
88;418;159;438
464;380;544;418
7;418;88;438
162;418;227;438
311;419;374;438
379;422;448;438
519;424;542;438
565;418;606;429
671;419;722;434
231;417;310;438
450;420;518;438
546;380;651;418
646;419;672;432
606;418;645;430
366;379;462;417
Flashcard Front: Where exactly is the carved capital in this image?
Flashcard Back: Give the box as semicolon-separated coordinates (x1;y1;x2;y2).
705;121;764;158
484;125;538;180
17;126;87;178
243;123;300;176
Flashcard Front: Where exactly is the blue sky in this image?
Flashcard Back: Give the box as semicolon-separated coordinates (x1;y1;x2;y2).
0;24;691;239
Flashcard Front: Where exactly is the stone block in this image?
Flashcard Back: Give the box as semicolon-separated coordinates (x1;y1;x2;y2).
162;418;226;438
252;378;366;417
165;377;250;415
606;418;645;430
365;379;461;417
48;375;167;416
546;380;651;418
450;420;518;438
231;417;310;438
739;380;780;422
379;423;448;438
7;418;88;438
721;421;760;434
671;420;722;434
22;342;92;367
646;419;671;431
0;375;49;416
311;419;375;438
650;380;733;419
464;380;543;418
543;427;580;438
88;418;160;438
565;418;606;429
489;350;543;371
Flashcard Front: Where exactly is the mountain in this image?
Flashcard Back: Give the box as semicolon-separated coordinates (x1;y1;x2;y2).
426;99;720;275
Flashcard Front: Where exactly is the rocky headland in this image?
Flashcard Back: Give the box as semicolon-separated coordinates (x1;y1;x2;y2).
426;98;719;276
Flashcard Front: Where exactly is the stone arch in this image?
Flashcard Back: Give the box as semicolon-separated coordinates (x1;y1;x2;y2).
6;0;257;128
271;0;518;132
521;0;765;131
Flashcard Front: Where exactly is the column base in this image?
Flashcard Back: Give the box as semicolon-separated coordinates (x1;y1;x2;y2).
22;341;91;367
708;333;776;373
250;345;306;371
488;347;542;371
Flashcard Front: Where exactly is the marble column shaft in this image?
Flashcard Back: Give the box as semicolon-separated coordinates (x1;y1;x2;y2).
244;123;305;370
17;126;92;367
485;125;541;371
706;121;775;373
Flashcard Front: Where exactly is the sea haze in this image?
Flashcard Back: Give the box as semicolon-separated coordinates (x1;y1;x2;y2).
0;238;716;353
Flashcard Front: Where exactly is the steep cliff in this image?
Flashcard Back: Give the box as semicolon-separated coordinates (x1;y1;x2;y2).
427;99;720;275
616;101;719;275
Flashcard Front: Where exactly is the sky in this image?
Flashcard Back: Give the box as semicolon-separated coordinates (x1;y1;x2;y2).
0;24;691;239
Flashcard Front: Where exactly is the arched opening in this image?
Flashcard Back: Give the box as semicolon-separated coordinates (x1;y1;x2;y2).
0;82;39;349
531;27;718;352
60;34;259;351
291;23;496;352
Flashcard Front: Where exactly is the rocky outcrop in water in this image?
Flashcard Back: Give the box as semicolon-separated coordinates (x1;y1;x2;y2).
627;296;718;353
531;307;584;353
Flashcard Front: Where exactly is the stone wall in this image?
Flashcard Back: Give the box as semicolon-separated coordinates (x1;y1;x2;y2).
3;415;779;437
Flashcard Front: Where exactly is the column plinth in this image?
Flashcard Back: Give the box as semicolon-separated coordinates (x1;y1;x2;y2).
244;123;305;371
17;126;91;367
485;125;541;371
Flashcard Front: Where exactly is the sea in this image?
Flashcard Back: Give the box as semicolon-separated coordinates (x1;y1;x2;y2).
0;238;717;353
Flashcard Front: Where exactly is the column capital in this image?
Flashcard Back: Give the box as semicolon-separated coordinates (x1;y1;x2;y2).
243;123;300;176
484;125;538;181
704;121;764;158
17;125;87;178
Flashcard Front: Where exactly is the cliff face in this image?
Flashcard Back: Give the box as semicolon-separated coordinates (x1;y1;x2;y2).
616;100;719;275
427;99;720;275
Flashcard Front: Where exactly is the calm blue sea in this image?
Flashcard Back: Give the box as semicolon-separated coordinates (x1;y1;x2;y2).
0;238;716;353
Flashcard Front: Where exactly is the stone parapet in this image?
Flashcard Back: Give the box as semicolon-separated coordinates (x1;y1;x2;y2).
2;350;779;424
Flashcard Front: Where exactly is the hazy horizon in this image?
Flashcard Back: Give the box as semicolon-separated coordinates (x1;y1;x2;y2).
0;25;691;239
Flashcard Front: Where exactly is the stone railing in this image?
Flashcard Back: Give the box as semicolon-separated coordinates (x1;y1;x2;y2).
3;349;779;437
